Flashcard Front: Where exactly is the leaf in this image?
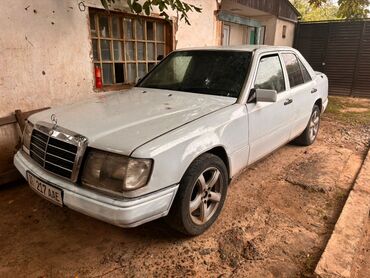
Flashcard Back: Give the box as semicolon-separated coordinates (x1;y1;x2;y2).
143;2;151;15
102;0;202;25
193;6;202;13
132;2;143;13
100;0;109;10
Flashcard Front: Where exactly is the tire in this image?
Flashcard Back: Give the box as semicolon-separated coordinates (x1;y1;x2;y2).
166;153;228;236
293;104;321;146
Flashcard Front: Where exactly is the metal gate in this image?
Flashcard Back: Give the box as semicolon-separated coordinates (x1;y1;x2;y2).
294;20;370;98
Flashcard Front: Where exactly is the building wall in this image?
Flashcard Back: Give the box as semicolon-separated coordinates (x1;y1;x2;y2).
274;18;296;46
175;0;219;48
256;16;278;45
0;0;218;119
0;0;108;118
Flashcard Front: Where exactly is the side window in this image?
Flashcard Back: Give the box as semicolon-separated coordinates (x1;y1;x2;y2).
298;59;312;83
254;55;286;93
282;53;305;88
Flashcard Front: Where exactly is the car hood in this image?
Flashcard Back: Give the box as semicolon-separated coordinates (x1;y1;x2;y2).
29;88;236;155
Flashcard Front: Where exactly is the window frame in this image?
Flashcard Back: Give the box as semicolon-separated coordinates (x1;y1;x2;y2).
281;52;313;89
89;8;173;90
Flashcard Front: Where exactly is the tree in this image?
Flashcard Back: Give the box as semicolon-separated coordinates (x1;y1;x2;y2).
291;0;340;21
100;0;202;25
308;0;369;19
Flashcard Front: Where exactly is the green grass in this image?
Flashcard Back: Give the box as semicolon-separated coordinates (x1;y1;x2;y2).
325;96;370;125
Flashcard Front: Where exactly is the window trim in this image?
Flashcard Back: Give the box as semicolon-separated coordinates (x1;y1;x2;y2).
88;8;173;90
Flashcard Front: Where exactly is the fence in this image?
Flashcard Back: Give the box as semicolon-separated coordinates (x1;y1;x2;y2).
294;20;370;98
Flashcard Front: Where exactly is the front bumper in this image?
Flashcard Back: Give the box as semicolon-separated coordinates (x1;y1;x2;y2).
14;151;178;228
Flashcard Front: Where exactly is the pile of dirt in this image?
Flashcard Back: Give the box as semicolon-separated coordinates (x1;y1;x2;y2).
285;149;353;193
218;227;262;268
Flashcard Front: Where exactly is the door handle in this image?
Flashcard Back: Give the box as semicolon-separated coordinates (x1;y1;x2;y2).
311;88;318;94
284;99;293;106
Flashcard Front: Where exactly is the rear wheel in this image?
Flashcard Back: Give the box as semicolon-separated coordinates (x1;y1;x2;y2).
167;153;228;236
293;104;321;146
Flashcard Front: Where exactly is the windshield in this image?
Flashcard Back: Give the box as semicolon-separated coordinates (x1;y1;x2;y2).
137;50;252;98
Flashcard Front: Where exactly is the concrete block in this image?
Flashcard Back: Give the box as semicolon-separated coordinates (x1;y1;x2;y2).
315;148;370;278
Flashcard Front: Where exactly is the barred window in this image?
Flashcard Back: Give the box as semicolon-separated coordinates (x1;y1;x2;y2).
89;10;171;87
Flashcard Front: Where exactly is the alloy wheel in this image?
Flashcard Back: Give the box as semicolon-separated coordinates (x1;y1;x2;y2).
189;167;223;225
309;110;320;142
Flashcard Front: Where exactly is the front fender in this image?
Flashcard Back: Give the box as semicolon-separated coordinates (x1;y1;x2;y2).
130;104;249;197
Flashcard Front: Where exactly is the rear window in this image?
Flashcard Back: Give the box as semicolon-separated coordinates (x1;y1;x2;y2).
298;59;312;83
282;53;307;88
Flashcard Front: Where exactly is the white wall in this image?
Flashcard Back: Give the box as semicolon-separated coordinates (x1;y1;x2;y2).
274;18;296;46
175;0;219;48
0;0;95;118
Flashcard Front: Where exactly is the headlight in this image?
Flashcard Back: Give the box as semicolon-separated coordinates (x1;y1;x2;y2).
81;149;152;194
22;121;34;155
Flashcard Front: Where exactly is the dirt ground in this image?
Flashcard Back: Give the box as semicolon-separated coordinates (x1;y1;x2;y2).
0;96;369;277
353;221;370;278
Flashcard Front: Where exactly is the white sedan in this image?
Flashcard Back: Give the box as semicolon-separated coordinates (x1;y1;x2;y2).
14;46;328;236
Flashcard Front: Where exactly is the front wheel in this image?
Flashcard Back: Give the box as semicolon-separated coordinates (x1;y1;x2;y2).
293;104;321;146
166;153;228;236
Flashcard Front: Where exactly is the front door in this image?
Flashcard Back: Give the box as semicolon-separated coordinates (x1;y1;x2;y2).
247;54;294;164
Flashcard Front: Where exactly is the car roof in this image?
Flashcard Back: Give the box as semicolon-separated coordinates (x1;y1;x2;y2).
175;45;295;53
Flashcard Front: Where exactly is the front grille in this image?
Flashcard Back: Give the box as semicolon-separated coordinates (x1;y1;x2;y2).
30;129;80;180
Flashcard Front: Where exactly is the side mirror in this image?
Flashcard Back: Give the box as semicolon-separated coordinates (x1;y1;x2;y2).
255;89;277;103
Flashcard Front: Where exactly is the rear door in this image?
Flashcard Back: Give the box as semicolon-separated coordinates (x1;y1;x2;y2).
281;53;317;139
247;53;294;164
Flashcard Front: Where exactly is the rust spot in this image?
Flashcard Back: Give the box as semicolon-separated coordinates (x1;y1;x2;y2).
42;71;46;75
33;9;37;14
51;22;55;25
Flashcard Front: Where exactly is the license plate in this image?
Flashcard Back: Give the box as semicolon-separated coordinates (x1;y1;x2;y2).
27;172;63;206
